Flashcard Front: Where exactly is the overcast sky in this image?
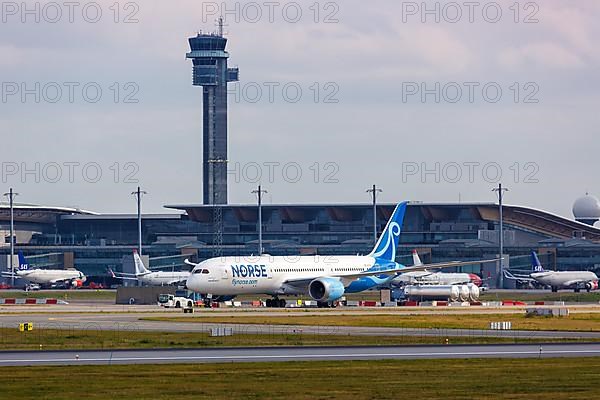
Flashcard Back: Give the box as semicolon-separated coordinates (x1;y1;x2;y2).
1;0;599;218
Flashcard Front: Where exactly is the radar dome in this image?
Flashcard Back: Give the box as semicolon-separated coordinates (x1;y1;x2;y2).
573;194;600;225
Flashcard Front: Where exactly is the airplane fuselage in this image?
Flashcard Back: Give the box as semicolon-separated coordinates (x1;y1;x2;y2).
531;270;598;289
16;269;85;286
186;255;397;297
139;271;190;286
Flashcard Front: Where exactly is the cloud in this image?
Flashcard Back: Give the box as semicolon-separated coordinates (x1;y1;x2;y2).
498;42;585;69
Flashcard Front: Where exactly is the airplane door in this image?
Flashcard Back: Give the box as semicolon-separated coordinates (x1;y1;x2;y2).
267;265;273;280
222;268;229;280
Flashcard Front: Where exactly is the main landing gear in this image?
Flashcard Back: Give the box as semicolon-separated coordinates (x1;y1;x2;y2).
266;298;286;308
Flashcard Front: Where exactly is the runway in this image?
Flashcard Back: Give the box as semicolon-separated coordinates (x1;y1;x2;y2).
2;312;600;339
1;343;600;366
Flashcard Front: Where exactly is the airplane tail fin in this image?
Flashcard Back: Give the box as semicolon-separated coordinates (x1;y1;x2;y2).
531;251;545;272
133;250;150;275
368;202;408;262
17;251;29;271
411;249;422;266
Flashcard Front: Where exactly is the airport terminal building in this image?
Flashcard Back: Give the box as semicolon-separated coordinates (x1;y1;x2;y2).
2;201;600;288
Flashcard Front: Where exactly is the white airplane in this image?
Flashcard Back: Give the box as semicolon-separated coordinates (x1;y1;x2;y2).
504;251;599;293
391;250;484;287
186;202;492;307
1;252;86;288
110;251;190;286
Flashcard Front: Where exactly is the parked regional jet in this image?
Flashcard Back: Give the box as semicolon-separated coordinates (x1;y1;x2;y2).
186;202;493;307
391;250;484;287
504;251;599;293
1;252;86;288
110;250;190;286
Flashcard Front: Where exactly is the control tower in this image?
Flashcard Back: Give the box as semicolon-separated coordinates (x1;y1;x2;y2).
187;20;239;205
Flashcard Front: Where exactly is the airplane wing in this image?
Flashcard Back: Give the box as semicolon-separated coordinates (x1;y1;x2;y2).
416;258;499;270
112;275;140;281
561;280;584;288
111;271;139;277
108;268;140;280
504;270;536;282
166;278;188;286
282;262;482;289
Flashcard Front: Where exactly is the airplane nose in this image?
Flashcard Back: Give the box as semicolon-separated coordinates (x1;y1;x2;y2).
186;276;200;292
469;274;482;286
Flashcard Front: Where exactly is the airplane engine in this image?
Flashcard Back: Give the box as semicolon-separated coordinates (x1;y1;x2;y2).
586;281;599;292
71;279;83;288
308;278;345;302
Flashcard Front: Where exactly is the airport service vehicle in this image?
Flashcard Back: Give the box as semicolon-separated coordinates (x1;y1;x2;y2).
157;294;194;309
111;251;191;286
24;283;41;292
1;252;86;289
185;202;495;307
403;283;480;302
504;251;599;293
392;250;484;287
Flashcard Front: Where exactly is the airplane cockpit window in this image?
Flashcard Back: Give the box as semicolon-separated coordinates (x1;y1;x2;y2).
194;269;210;274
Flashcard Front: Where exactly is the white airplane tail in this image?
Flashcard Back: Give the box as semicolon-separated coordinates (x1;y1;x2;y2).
133;251;151;276
412;250;423;267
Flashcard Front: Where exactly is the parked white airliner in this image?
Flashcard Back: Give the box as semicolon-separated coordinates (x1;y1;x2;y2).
1;252;86;288
110;251;190;286
186;202;488;307
392;250;484;287
505;251;599;293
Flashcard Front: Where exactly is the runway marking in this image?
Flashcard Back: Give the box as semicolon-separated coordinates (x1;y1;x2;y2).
2;349;600;364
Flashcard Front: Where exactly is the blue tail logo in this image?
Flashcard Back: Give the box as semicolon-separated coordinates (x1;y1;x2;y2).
531;251;544;272
18;251;29;271
368;202;407;262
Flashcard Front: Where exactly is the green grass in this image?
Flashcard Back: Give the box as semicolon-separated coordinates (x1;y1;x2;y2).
1;358;599;399
0;290;116;301
1;327;585;351
145;312;600;331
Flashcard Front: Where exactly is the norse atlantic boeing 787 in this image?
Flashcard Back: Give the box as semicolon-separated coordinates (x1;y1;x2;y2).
186;202;491;307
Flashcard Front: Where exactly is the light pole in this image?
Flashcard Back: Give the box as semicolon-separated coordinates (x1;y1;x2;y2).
366;185;383;245
252;185;268;256
131;187;147;256
3;189;18;287
492;183;509;289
